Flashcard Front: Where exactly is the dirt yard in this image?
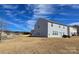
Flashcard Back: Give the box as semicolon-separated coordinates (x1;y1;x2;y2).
0;35;79;54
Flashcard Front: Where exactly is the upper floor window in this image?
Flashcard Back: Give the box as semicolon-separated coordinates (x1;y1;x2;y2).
51;23;53;27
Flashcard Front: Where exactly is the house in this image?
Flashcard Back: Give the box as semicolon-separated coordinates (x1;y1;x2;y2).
31;18;77;38
72;25;79;36
69;26;77;36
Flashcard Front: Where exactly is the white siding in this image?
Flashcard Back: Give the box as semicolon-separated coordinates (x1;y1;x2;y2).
48;22;68;37
32;18;77;38
69;27;77;36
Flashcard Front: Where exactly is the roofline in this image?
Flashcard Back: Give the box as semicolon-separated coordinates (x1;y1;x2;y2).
38;18;68;26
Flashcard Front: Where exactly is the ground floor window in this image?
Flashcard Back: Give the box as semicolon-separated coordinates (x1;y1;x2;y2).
52;31;58;35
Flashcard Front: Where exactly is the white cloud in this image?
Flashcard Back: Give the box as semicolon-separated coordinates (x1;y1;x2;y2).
5;10;27;18
14;19;21;21
14;19;27;23
2;4;18;9
68;22;79;25
59;4;79;9
71;5;79;9
5;10;17;17
18;10;26;14
2;19;27;31
34;5;53;14
58;4;67;6
5;10;11;13
26;20;36;29
59;12;69;15
5;10;26;18
33;4;55;17
6;12;13;16
25;4;55;31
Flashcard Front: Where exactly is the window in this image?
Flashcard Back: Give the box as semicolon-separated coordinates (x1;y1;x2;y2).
52;31;55;35
55;31;58;35
54;31;56;35
52;31;58;35
52;31;54;35
56;31;58;35
51;23;53;27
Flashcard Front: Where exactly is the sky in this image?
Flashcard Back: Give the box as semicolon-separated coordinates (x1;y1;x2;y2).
0;4;79;32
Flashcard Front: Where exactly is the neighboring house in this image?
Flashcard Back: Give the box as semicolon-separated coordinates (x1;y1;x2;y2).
31;18;77;38
69;26;77;36
72;25;79;36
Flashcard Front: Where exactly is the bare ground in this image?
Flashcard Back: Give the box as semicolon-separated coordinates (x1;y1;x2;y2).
0;35;79;54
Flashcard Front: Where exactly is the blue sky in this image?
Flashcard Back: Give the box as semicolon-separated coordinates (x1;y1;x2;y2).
0;4;79;32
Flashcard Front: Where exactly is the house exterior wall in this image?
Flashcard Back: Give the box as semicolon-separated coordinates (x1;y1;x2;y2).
77;27;79;36
69;27;77;36
73;26;79;36
32;18;77;38
32;19;48;37
47;22;68;37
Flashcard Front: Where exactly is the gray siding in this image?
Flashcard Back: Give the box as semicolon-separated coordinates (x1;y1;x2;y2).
32;19;48;37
